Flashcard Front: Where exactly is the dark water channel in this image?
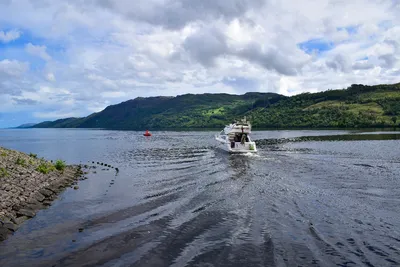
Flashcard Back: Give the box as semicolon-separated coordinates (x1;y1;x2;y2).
0;129;399;267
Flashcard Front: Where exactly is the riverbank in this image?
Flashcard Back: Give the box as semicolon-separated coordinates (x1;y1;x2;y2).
0;146;85;242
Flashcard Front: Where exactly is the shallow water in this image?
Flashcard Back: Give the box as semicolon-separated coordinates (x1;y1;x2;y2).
0;129;399;267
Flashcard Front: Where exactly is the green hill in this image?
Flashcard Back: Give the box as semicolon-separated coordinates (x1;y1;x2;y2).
32;83;400;130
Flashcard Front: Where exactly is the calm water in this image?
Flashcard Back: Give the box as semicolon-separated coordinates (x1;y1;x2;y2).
0;129;400;267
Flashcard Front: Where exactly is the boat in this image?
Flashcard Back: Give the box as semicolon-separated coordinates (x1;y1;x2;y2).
215;117;257;153
143;130;152;136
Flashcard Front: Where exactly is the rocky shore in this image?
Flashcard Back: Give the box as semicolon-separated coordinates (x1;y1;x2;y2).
0;146;85;242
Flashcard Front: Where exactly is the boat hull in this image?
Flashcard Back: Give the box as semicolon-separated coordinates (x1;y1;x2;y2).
215;136;257;153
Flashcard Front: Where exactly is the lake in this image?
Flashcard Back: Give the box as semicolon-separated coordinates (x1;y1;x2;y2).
0;129;399;267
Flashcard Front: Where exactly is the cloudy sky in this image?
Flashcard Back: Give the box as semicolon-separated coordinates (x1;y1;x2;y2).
0;0;399;127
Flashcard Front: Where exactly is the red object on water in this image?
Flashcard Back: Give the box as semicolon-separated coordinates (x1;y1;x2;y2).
143;130;152;136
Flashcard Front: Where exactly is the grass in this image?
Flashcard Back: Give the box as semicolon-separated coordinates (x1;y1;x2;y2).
305;101;385;115
346;103;384;115
16;157;26;166
203;107;225;116
358;91;400;102
36;162;55;174
54;160;66;171
304;101;343;111
0;167;8;177
29;153;38;158
1;152;7;157
36;159;66;174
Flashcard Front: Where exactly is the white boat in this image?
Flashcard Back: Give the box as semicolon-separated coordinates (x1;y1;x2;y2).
215;117;257;153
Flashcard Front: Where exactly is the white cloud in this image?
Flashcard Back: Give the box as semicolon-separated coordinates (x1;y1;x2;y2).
46;72;56;82
0;0;399;124
25;43;52;61
0;29;21;43
33;111;80;119
0;59;29;77
101;91;126;98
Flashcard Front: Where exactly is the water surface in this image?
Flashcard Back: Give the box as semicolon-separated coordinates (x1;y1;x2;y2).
0;129;399;266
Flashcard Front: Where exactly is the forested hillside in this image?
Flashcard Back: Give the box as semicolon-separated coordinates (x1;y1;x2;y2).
33;83;400;129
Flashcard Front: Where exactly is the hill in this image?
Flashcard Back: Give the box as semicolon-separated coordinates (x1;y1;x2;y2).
32;83;400;129
14;123;37;128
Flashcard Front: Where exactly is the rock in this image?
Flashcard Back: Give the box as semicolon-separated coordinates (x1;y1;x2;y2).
13;216;29;225
26;197;40;205
0;227;11;241
0;202;7;210
26;203;45;211
3;201;12;208
17;208;36;218
32;191;45;202
47;184;61;194
12;204;23;211
65;178;75;185
0;148;85;242
39;188;53;198
3;221;18;231
78;228;84;232
73;186;79;190
43;200;52;206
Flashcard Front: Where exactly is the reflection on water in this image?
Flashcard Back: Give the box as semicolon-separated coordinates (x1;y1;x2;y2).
0;129;399;267
256;132;400;146
229;154;251;180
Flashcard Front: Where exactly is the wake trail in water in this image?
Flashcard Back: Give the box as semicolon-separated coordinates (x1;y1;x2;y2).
1;131;400;266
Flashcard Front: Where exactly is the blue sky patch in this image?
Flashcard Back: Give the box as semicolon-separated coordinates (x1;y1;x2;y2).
378;20;392;30
298;39;335;55
337;25;359;35
0;111;38;128
0;27;67;68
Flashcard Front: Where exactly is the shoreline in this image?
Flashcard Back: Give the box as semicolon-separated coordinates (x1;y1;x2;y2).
0;147;86;242
4;126;399;131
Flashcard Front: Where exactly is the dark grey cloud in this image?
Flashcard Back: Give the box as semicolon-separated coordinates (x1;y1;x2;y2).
0;60;29;97
352;61;374;70
390;69;400;76
174;27;302;75
182;28;228;66
377;39;400;69
326;54;351;72
93;0;266;29
236;42;299;76
379;54;397;68
0;82;23;97
12;98;39;105
384;39;399;51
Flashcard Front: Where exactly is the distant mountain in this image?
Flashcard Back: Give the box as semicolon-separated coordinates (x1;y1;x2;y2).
15;123;37;128
32;83;400;129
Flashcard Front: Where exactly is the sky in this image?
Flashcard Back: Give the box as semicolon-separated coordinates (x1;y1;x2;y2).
0;0;399;128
